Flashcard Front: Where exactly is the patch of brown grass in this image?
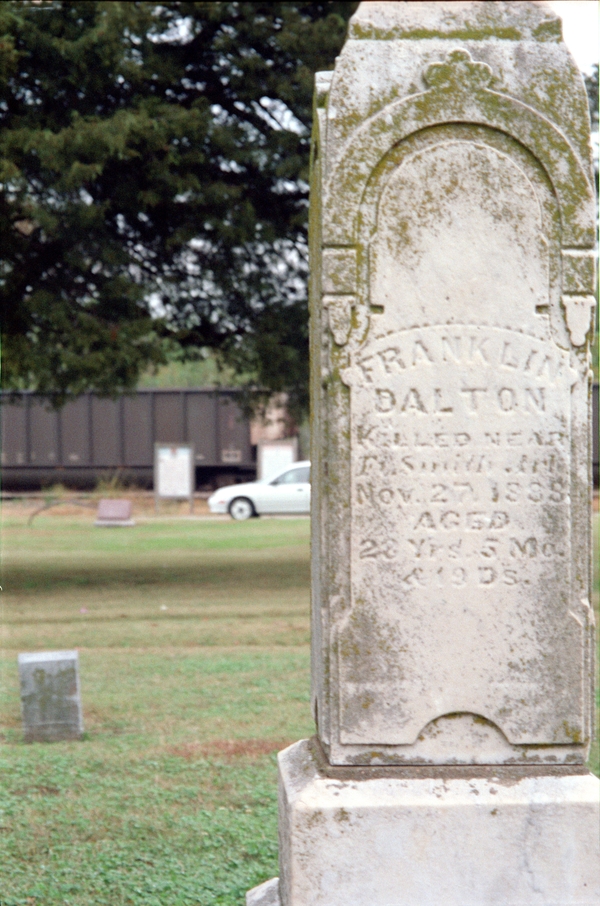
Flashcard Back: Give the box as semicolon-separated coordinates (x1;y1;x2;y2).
165;738;293;761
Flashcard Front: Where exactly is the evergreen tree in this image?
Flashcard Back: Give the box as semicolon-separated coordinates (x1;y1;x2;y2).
0;1;357;414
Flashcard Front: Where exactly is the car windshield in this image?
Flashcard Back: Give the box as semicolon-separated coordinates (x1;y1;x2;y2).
271;466;310;485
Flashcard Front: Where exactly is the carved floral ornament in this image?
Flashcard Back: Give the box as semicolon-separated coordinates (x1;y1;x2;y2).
424;48;493;92
320;49;596;349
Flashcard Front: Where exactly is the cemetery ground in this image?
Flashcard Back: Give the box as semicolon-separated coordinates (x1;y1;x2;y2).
0;498;312;906
0;495;598;906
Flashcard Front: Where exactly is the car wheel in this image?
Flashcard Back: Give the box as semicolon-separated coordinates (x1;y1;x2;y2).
229;497;255;521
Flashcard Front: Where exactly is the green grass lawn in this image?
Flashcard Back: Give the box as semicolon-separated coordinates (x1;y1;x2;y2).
0;509;598;906
0;514;312;906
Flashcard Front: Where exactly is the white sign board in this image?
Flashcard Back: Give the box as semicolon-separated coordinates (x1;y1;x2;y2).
154;444;194;511
258;439;298;481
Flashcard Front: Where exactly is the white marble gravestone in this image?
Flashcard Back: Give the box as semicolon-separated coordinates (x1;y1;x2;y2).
247;3;599;904
18;651;84;742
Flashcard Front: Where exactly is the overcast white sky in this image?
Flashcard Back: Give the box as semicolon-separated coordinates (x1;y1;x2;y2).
547;1;599;74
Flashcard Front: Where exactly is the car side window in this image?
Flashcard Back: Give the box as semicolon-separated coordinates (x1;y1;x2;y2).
271;466;310;485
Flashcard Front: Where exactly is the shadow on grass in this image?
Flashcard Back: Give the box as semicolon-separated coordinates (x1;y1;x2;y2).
4;552;309;595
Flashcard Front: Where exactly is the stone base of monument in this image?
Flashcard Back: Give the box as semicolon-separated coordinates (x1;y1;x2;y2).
246;877;281;906
251;738;599;906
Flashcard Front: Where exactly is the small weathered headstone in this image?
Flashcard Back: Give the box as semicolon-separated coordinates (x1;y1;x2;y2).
246;2;599;905
18;651;84;742
95;498;135;526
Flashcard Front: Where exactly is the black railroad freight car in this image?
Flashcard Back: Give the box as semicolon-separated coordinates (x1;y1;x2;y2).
0;389;256;491
1;386;598;491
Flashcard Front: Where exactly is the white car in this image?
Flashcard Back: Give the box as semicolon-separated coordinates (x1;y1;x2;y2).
208;461;311;520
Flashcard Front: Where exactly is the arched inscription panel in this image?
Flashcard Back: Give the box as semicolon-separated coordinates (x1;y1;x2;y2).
338;139;583;746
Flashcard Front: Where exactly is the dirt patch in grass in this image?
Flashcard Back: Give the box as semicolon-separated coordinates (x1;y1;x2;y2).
166;738;293;761
2;492;212;522
11;785;61;797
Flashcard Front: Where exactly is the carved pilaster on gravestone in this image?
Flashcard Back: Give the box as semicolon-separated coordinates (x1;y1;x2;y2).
246;3;599;904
